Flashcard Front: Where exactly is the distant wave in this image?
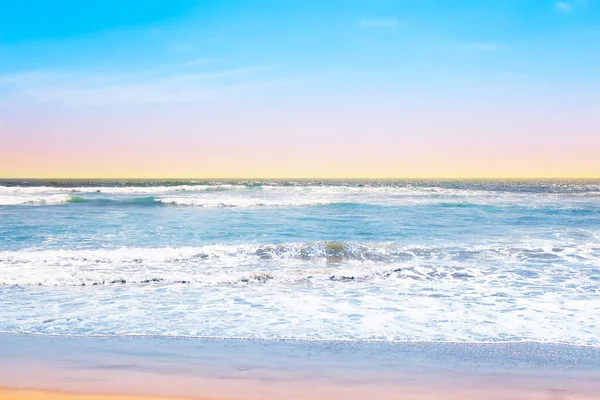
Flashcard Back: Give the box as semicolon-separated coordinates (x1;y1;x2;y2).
2;190;600;209
0;194;76;205
0;184;249;195
3;182;600;196
0;194;161;206
2;179;600;193
0;194;340;208
155;197;337;207
70;196;159;206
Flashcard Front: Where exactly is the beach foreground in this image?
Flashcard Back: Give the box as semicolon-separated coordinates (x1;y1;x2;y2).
1;387;597;400
0;389;190;400
1;334;599;400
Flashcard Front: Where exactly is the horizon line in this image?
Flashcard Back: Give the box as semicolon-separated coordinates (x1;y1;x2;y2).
1;176;599;181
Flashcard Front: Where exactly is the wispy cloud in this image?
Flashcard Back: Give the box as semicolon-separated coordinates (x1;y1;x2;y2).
0;64;285;106
180;58;212;67
173;43;194;52
470;42;503;51
555;0;589;12
555;1;573;11
360;18;398;28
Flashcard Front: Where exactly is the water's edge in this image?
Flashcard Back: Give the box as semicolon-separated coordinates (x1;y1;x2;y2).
1;333;599;399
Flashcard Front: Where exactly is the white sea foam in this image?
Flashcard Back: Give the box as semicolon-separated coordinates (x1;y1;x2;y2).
1;181;599;345
1;184;599;208
1;244;598;345
0;194;74;205
1;241;598;286
0;185;245;194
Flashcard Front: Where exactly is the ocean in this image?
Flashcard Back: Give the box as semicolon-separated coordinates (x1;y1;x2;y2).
1;179;599;345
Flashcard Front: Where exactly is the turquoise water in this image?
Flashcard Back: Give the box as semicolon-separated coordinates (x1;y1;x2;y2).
0;180;599;344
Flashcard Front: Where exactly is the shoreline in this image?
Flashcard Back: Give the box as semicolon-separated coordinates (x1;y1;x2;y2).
1;334;599;399
3;331;599;348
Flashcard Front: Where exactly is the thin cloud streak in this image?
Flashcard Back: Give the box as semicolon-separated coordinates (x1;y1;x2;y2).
180;58;212;67
470;42;503;51
0;64;285;106
555;1;573;11
360;18;398;27
173;43;194;52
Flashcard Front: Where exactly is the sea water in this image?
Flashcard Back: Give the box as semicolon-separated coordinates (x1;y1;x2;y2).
0;180;599;345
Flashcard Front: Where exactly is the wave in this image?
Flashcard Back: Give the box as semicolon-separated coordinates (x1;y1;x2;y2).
2;179;600;191
2;179;600;210
0;195;160;206
0;194;339;208
3;183;600;197
2;192;600;210
0;264;449;287
156;197;337;207
3;241;597;265
1;241;597;287
0;184;248;195
71;196;159;206
0;194;76;205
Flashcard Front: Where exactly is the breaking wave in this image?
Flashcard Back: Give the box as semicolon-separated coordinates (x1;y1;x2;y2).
1;241;598;287
0;194;77;205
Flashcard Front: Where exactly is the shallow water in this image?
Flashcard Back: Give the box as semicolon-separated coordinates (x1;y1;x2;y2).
1;180;599;344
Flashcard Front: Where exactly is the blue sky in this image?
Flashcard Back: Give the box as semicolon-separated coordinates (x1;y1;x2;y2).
0;1;599;178
2;0;599;101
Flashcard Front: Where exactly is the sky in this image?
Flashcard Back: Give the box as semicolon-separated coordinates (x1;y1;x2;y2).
1;0;599;179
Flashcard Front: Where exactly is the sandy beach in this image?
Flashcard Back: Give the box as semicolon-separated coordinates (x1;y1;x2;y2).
0;389;193;400
2;379;599;399
2;387;598;400
1;334;599;400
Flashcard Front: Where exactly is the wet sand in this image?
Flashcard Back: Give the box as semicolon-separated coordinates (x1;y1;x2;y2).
0;389;191;400
1;334;599;399
2;387;598;400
